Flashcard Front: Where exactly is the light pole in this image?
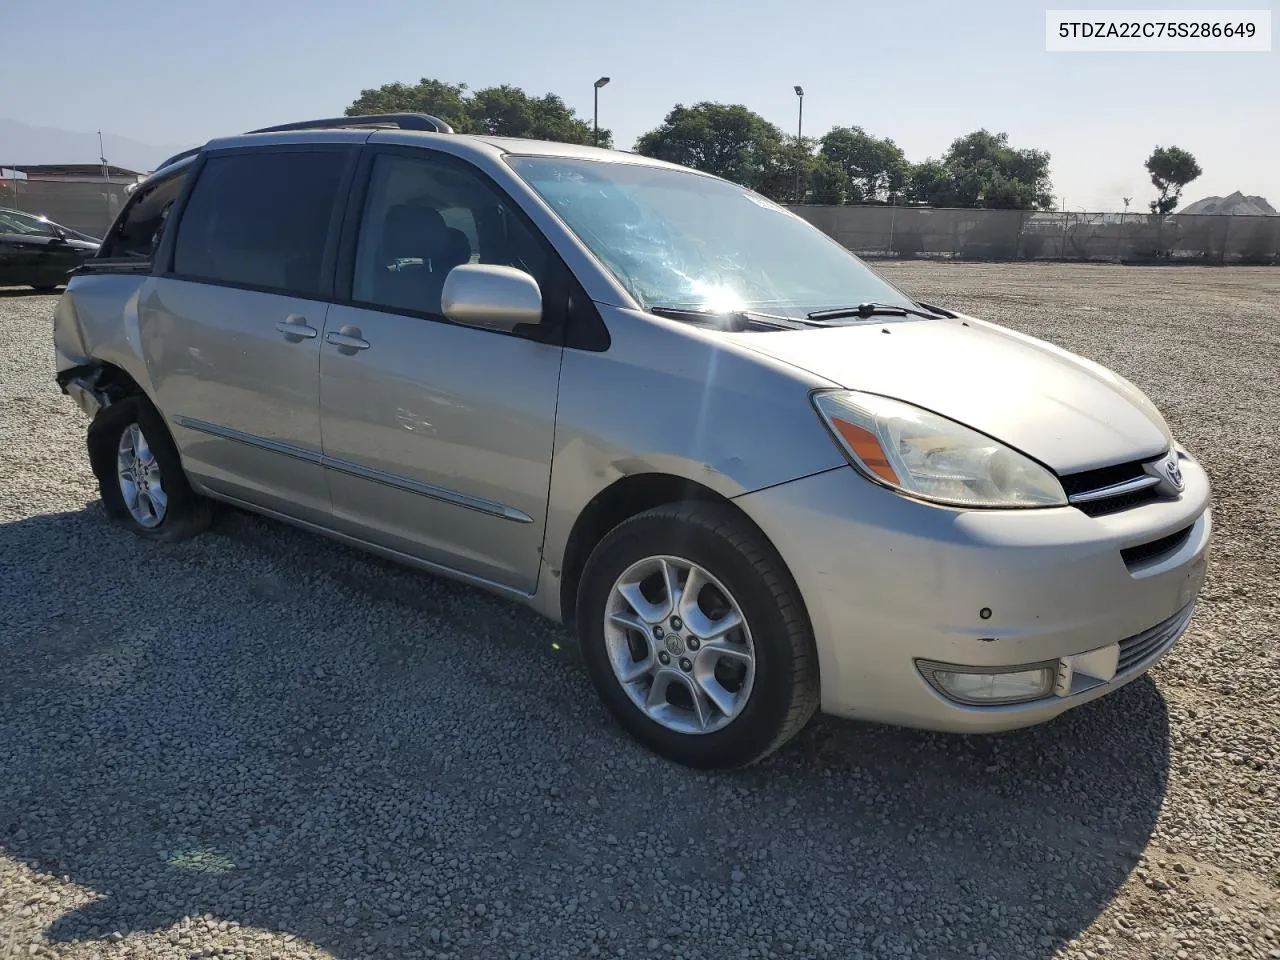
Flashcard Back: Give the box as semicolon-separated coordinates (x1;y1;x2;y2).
793;85;804;203
593;76;610;146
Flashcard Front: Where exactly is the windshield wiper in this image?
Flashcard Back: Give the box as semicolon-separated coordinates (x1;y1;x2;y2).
807;302;946;322
648;307;814;332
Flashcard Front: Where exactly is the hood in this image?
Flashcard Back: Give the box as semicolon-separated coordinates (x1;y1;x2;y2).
727;316;1171;475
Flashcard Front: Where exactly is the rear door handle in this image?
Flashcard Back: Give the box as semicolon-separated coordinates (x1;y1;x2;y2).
325;327;371;353
276;315;318;341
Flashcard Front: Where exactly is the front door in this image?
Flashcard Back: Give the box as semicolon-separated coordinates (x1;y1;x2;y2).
143;146;355;523
319;149;563;593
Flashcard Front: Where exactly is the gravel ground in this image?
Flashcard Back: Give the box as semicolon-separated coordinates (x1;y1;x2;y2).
1;263;1278;960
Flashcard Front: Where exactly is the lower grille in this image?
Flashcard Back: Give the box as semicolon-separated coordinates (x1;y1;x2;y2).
1121;525;1194;569
1117;604;1194;674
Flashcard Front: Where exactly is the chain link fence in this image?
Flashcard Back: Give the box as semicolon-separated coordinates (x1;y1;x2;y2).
789;205;1280;264
5;179;1278;264
1;180;132;239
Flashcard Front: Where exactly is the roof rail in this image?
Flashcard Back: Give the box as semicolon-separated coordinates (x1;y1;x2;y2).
246;113;455;135
153;113;454;172
154;147;202;172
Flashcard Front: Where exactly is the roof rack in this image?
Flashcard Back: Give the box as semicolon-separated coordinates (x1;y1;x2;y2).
154;113;453;171
246;113;455;135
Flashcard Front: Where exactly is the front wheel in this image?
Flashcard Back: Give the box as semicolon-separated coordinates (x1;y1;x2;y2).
86;396;211;541
577;502;819;768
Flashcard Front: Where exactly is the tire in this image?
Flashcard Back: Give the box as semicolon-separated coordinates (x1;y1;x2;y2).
32;285;60;293
576;502;819;768
86;395;211;541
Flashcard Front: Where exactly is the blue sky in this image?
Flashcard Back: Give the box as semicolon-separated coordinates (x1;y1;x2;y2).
4;0;1275;209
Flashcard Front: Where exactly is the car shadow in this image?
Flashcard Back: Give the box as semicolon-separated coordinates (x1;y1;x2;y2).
0;505;1171;960
0;286;60;297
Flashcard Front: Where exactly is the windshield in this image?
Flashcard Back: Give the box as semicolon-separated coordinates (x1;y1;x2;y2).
507;156;917;319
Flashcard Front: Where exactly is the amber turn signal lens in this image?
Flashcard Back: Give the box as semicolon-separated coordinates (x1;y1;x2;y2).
831;418;899;485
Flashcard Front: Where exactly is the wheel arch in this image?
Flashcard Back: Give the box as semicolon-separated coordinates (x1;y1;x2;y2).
557;472;802;633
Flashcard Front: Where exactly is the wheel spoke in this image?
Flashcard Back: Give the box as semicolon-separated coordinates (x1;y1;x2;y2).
658;559;679;617
676;566;704;624
119;477;138;508
616;653;655;684
607;610;656;683
609;609;651;635
617;580;670;625
694;672;740;720
646;668;678;709
147;483;169;513
697;639;754;669
684;605;742;642
673;670;712;730
134;431;154;465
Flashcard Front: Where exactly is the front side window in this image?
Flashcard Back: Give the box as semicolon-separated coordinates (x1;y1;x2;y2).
101;170;188;260
508;156;915;319
173;150;347;295
0;211;58;237
351;153;549;318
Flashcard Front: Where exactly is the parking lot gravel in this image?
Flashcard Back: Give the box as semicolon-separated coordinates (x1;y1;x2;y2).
2;262;1278;960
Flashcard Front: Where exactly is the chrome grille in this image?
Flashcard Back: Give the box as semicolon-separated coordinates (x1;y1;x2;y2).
1061;454;1169;517
1117;604;1194;675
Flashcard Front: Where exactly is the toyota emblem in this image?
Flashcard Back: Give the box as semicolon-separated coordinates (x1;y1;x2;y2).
1164;456;1183;490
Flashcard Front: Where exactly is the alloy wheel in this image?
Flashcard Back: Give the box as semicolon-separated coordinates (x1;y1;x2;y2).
116;423;167;528
603;555;756;735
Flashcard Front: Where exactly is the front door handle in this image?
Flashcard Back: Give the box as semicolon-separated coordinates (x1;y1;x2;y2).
325;326;371;353
276;315;318;341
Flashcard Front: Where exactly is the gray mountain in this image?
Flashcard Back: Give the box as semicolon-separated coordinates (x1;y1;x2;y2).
0;118;192;174
1178;191;1277;216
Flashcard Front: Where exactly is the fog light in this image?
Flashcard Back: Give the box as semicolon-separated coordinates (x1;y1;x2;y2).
919;660;1057;705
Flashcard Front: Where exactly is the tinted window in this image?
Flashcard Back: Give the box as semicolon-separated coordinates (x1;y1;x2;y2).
101;170;187;259
351;153;549;317
174;151;347;295
0;211;57;236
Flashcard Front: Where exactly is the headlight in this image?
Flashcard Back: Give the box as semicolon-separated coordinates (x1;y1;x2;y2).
812;390;1067;508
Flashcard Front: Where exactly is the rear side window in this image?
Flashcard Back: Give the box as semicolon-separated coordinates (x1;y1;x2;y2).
173;151;347;296
100;169;188;260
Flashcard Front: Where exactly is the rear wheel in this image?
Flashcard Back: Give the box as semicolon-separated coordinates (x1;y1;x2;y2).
577;502;819;768
87;396;211;541
32;284;60;293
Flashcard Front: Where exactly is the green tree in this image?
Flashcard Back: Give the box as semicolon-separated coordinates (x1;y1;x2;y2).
806;154;854;204
469;85;609;147
905;159;956;207
635;103;788;196
1145;145;1202;214
819;126;908;202
344;78;610;146
906;130;1053;209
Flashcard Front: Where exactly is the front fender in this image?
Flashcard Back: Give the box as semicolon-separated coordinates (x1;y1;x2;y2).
534;304;847;619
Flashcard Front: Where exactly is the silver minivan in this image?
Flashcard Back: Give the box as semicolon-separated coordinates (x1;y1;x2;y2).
54;113;1211;767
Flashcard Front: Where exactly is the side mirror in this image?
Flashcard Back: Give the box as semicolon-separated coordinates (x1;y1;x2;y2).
441;264;542;333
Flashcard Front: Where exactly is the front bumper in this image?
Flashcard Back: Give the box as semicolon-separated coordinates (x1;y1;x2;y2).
733;454;1211;733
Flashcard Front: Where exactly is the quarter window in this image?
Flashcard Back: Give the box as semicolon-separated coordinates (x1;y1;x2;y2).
351;153;550;318
100;169;188;260
173;151;347;295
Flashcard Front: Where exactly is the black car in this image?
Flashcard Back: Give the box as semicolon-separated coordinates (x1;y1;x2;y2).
0;207;101;291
